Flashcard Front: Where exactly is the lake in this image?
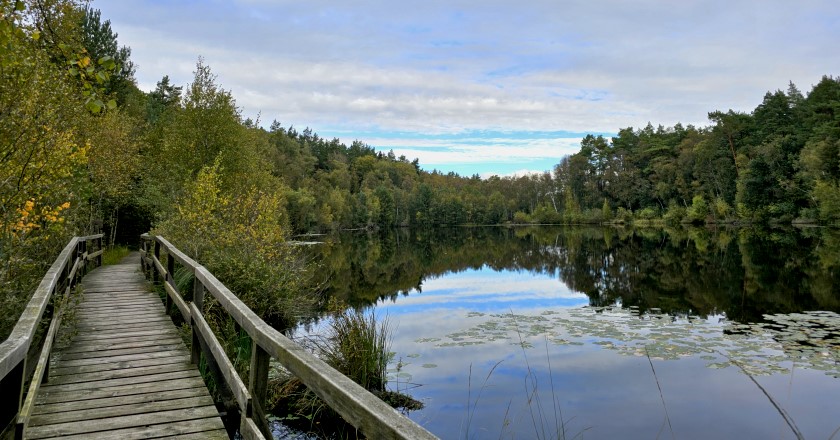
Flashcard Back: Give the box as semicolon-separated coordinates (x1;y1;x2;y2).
292;226;840;439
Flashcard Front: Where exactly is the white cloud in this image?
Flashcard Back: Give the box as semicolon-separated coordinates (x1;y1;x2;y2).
96;0;840;173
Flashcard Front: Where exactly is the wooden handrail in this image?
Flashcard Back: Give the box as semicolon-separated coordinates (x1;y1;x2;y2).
140;234;437;440
0;234;104;438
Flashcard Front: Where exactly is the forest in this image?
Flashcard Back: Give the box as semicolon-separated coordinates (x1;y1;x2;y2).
2;0;840;336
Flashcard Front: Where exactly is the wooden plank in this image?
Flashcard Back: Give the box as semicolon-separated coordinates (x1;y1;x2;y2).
24;406;223;438
70;328;180;343
47;362;195;387
57;337;183;355
76;299;162;309
71;321;174;332
55;343;187;361
38;370;204;395
51;350;187;368
29;395;216;426
36;375;205;405
33;386;209;416
75;298;162;308
50;354;190;376
75;308;164;317
71;319;173;333
31;420;228;440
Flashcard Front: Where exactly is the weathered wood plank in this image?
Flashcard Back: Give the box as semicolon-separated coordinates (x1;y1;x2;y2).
31;420;228;440
29;395;216;426
47;362;196;386
54;343;187;361
25;256;225;440
51;350;188;368
69;327;179;340
33;386;209;415
39;369;202;393
50;354;190;376
70;319;173;333
25;406;223;438
75;300;162;310
36;375;205;405
50;362;195;388
57;337;184;355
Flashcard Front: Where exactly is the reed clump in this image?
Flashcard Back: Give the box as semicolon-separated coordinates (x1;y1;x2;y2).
270;302;422;437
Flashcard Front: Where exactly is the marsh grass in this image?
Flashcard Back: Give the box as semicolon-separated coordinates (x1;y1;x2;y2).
311;304;390;392
101;245;131;265
270;303;422;437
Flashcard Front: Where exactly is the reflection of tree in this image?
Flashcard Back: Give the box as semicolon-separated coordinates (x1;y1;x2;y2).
314;226;840;322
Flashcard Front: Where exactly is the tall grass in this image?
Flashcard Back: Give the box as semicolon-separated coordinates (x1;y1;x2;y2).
101;245;131;265
269;304;422;437
313;306;390;392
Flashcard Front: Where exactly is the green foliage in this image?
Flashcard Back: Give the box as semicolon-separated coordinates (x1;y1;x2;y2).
513;211;531;224
813;180;840;225
685;195;709;224
602;199;613;221
614;207;633;224
663;202;686;225
101;245;130;265
80;7;135;103
154;160;312;326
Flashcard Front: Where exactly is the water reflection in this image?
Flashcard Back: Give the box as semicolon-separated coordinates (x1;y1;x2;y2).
298;226;840;439
315;226;840;321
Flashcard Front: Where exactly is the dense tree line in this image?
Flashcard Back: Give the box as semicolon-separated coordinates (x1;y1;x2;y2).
548;79;840;225
3;0;840;336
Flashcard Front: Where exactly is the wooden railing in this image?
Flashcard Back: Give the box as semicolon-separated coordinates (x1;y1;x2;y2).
0;234;104;438
140;234;437;440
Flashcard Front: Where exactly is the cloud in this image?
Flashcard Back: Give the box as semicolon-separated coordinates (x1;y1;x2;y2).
97;0;840;174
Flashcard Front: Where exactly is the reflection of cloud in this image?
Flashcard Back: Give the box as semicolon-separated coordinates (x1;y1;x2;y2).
385;305;840;438
376;267;588;312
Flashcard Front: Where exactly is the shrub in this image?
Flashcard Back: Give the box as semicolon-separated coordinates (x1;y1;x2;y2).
685;195;709;224
512;211;531;224
154;160;312;328
636;207;658;220
663;202;686;225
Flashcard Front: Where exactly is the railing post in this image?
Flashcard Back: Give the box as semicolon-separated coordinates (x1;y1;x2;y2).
165;252;175;314
140;237;148;275
190;281;205;366
76;239;86;281
249;340;271;439
96;235;103;267
152;239;160;283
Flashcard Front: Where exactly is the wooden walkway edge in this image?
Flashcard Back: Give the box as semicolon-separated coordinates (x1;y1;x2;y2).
25;253;226;439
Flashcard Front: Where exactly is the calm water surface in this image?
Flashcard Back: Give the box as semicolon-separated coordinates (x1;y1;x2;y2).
295;226;840;439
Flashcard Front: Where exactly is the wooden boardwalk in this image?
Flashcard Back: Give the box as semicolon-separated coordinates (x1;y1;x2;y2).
25;254;227;439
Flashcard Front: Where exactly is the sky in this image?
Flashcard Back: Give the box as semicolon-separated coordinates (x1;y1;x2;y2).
95;0;839;177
